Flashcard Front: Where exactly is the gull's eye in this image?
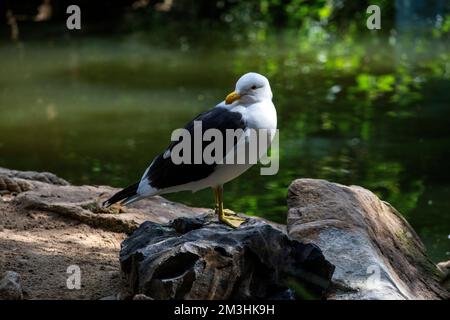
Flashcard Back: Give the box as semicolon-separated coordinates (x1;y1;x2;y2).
251;85;257;90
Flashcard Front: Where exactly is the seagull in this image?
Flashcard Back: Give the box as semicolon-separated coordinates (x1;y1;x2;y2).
103;72;277;228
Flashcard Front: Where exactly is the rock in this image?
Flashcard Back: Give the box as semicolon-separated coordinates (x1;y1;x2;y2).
0;176;32;194
0;167;69;186
133;294;153;300
287;179;449;300
0;271;23;300
119;214;335;300
99;294;118;300
437;260;450;291
437;260;450;279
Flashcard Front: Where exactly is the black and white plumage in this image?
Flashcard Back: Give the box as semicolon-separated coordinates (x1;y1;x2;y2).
104;72;277;227
145;106;246;190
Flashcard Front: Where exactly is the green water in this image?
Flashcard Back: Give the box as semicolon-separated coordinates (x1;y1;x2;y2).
0;33;449;262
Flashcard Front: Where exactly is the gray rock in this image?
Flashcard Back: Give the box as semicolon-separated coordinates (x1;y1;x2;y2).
0;167;69;186
120;214;335;300
437;260;450;279
0;271;23;300
133;294;153;300
287;179;449;300
437;260;450;291
99;294;118;300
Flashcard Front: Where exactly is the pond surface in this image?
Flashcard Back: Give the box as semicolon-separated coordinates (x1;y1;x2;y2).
0;32;449;261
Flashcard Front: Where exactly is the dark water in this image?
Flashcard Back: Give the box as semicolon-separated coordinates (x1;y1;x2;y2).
0;33;449;262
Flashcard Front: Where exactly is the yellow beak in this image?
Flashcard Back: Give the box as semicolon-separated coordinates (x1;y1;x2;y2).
225;91;241;105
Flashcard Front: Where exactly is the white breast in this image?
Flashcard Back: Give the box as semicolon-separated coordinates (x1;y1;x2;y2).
232;101;277;132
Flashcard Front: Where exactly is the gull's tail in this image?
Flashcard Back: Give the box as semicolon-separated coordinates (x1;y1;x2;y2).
103;182;141;207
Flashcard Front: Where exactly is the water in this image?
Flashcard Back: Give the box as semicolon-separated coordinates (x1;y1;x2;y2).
0;33;449;262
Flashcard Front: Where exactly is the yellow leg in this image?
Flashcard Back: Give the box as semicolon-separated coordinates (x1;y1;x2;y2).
213;186;220;215
212;185;246;228
213;187;236;216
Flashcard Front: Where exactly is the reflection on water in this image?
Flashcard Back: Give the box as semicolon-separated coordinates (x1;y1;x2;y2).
0;32;449;261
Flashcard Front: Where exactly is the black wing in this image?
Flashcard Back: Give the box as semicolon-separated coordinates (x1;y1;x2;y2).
145;106;246;189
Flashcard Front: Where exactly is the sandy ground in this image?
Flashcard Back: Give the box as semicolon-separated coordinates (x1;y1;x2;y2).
0;201;126;299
